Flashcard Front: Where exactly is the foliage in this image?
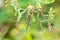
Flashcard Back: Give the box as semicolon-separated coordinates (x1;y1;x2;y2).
0;0;60;40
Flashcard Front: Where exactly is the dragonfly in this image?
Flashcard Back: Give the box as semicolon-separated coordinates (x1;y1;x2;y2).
25;0;55;33
10;0;55;34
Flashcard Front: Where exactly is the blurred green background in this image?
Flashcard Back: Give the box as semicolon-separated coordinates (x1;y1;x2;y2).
0;0;60;40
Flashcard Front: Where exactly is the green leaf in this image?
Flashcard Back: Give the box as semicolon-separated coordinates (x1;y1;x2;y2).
48;7;55;21
40;0;55;4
